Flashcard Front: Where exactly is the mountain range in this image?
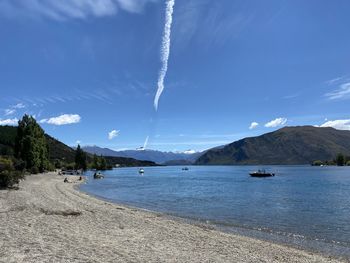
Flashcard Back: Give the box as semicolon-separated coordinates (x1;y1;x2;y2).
2;125;350;166
82;146;202;164
196;126;350;165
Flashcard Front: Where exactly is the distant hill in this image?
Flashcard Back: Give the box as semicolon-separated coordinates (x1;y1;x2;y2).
46;134;77;163
82;146;202;164
0;126;157;167
196;126;350;165
0;125;78;163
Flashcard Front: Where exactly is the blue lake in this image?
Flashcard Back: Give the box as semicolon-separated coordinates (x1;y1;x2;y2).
80;165;350;258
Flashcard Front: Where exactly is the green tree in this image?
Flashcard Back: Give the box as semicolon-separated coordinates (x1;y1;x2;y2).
92;154;99;169
75;144;87;170
99;155;107;170
336;153;345;166
14;115;49;173
312;160;323;166
90;154;108;170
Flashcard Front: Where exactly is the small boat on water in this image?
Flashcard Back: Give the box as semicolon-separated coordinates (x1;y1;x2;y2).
249;169;275;177
139;168;144;174
93;172;104;179
182;167;189;171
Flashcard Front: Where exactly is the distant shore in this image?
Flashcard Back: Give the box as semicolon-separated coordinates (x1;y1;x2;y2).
0;173;345;262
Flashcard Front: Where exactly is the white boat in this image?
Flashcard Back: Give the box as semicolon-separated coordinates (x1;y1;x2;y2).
139;168;145;174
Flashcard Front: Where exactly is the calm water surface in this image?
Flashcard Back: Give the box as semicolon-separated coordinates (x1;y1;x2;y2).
80;165;350;258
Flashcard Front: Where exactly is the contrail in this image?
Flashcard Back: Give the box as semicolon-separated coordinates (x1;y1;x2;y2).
154;0;175;111
143;135;149;149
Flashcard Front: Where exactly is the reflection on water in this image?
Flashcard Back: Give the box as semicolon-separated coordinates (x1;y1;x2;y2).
80;165;350;259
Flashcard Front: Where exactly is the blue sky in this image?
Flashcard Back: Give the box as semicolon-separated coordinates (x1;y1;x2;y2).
1;0;350;152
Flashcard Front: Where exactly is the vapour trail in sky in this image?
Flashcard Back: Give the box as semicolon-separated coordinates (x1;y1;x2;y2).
143;135;149;149
153;0;175;111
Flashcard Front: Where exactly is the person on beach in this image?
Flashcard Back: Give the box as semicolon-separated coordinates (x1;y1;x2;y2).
64;177;69;183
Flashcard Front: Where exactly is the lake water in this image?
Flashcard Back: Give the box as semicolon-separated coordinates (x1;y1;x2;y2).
80;165;350;259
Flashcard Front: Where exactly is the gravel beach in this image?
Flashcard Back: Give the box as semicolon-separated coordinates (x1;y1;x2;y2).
0;173;345;263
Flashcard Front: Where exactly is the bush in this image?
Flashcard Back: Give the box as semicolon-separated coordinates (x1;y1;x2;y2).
30;166;40;174
13;159;26;171
346;160;350;166
0;157;25;188
0;170;24;188
47;162;55;172
0;157;13;171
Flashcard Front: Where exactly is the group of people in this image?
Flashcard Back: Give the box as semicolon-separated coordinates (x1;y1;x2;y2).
63;176;83;183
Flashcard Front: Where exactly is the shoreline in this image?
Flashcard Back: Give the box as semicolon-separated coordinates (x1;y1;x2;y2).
78;183;350;261
0;173;346;262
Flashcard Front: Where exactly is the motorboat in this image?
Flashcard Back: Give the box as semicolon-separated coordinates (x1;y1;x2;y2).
93;172;104;179
249;169;275;177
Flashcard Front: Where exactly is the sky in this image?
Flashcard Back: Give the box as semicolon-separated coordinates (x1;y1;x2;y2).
0;0;350;152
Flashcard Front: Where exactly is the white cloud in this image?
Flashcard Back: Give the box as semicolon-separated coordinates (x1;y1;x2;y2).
76;140;81;145
13;103;25;109
0;118;18;126
326;76;345;85
117;0;157;13
325;82;350;100
108;129;119;140
40;114;81;125
320;119;350;130
4;109;16;116
249;122;259;130
0;0;156;20
3;102;26;116
265;117;287;128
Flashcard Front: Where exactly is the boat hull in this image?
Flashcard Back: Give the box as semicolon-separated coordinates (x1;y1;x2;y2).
249;173;275;177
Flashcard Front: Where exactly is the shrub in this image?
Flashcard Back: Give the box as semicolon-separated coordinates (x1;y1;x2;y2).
346;160;350;166
30;166;40;174
0;170;24;188
47;162;55;171
0;157;13;171
0;157;25;188
13;159;26;171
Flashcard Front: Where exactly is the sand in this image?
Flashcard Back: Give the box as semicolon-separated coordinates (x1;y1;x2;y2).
0;173;345;263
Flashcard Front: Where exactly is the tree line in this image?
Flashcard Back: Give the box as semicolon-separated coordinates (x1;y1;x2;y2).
0;115;112;188
312;153;350;166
